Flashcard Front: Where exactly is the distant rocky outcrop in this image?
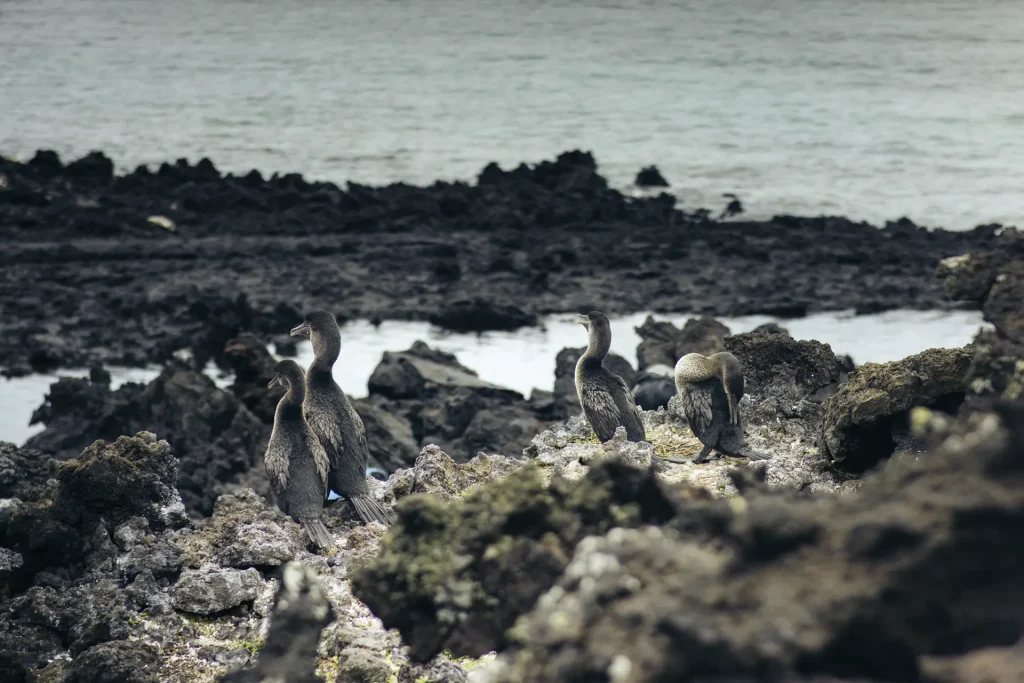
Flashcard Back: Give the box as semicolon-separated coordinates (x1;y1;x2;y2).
634;315;730;370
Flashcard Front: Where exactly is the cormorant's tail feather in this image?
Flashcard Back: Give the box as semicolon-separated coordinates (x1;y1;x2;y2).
352;496;395;526
301;518;335;549
740;449;773;461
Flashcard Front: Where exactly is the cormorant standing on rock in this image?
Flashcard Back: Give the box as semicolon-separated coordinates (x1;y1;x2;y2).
672;352;772;464
265;359;334;549
290;310;394;526
574;311;646;442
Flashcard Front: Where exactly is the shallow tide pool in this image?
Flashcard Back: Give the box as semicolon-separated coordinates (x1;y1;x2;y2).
0;309;988;446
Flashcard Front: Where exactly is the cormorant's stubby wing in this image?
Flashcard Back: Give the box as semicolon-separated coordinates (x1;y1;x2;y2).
264;432;291;493
581;376;629;442
611;372;646;441
304;403;346;470
679;380;715;443
305;429;331;486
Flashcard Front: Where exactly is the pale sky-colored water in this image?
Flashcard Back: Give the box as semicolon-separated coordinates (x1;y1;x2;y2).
0;309;986;446
1;0;1022;229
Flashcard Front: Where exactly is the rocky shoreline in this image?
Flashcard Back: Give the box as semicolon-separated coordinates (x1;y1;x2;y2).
0;149;1000;377
0;230;1021;681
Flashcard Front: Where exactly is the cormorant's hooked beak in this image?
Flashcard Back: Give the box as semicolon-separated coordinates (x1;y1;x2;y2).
290;321;311;339
575;314;590;327
267;375;281;389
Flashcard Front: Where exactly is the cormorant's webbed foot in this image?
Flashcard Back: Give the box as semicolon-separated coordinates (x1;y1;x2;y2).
690;445;713;464
656;454;690;465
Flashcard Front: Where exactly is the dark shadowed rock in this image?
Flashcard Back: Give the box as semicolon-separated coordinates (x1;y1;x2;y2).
635;315;730;370
725;330;843;406
224;333;284;423
0;442;55;502
56;432;189;531
65;641;161;683
552;346;637;416
630;364;676;411
26;362;268;516
428;299;538;333
634;165;669;188
351;397;419;473
364;341;551;463
819;347;971;472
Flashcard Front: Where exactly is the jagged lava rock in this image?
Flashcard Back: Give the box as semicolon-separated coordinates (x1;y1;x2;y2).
26;362;268;516
473;400;1024;683
819;347;971;472
170;567;266;615
428;299;538;333
633;165;669;188
365;341;549;462
0;442;55;502
635;315;730;371
353;457;692;663
552;346;637;417
224;333;285;423
382;444;524;505
630;364;675;411
55;432;189;530
174;488;307;569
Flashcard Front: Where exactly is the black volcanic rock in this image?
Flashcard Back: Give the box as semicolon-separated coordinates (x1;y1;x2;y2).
0;149;1000;376
428;299;538;333
634;165;669;187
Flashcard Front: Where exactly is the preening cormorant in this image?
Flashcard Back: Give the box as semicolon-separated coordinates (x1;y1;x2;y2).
291;310;395;526
265;359;334;549
673;351;771;464
574;311;646;443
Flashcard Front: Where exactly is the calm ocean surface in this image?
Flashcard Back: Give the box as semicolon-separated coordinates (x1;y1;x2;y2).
1;0;1022;229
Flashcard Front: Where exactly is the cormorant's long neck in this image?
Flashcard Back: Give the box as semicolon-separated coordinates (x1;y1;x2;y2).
311;328;341;373
275;379;305;421
581;325;611;364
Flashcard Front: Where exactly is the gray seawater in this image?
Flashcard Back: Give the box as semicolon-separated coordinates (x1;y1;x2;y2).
0;310;987;446
2;0;1023;228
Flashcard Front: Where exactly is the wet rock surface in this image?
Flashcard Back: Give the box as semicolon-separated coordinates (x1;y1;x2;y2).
0;150;997;376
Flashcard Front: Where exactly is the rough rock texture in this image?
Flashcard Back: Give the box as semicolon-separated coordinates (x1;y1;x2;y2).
0;150;997;377
224;333;285;424
630;365;675;411
0;442;55;502
633;165;669;188
634;315;730;371
468;400;1024;683
819;347;972;472
428;299;538;333
0;433;495;683
221;562;333;683
361;341;551;462
938;227;1024;412
25;362;268;516
353;457;687;663
551;346;637;417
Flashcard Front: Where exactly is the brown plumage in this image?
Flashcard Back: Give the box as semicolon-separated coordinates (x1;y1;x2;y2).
574;311;646;443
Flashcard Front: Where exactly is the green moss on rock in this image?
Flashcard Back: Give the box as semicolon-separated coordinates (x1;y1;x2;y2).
352;458;686;663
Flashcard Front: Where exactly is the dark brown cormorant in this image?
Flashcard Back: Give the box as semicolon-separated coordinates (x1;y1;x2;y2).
265;359;334;549
672;351;771;464
290;310;394;526
574;311;646;443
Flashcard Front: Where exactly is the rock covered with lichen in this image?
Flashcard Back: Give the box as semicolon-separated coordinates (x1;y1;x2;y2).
0;432;491;683
467;399;1024;683
818;346;972;472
